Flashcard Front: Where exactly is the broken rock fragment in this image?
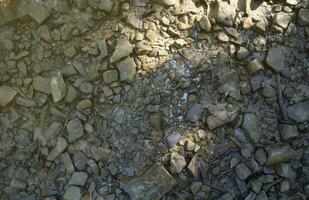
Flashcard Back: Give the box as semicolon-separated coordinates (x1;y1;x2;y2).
266;46;292;73
110;38;133;63
214;1;236;27
121;163;176;200
266;144;302;165
186;103;203;123
170;152;186;173
0;85;17;106
66;118;84;143
116;56;136;82
50;72;66;103
28;0;51;24
287;100;309;122
242;113;260;144
152;0;179;6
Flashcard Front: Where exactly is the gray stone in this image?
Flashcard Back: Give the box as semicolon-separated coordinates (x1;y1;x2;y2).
266;46;292;73
214;2;236;26
98;0;114;12
121;163;176;200
50;72;66;103
73;151;88;171
279;124;298;141
186;103;203;123
287;101;309;122
166;131;181;148
250;74;265;91
110;38;133;63
10;178;27;189
170;152;186;173
103;70;118;84
298;9;309;26
33;76;51;94
45;122;63;139
28;1;51;24
152;0;179;6
199;15;212;32
69;172;88;186
56;137;68;153
275;163;297;178
63;186;81;200
279;180;290;193
235;163;252;180
187;154;199;177
191;182;202;194
266;144;302;165
256;191;268;200
207;104;239;129
79;82;93;94
66;85;77;103
242;113;260;144
98;39;108;58
66;118;84;143
218;193;233;200
149;112;162;131
236;47;249;60
255;148;267;166
0;85;17;106
247;59;263;75
116;57;136;82
273;12;292;29
37;25;52;42
61;152;75;174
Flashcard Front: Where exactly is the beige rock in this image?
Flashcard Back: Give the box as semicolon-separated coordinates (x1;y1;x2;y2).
0;85;17;106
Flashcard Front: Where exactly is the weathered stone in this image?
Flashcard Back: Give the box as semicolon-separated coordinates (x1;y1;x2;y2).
103;70;118;84
186;103;203;123
121;163;176;200
0;85;17;106
266;46;292;73
61;152;74;174
273;12;292;29
255;148;267;166
235;163;252;180
206;104;238;130
287;100;309;122
75;0;88;9
166;131;181;148
298;9;309;26
50;72;66;103
256;191;268;200
218;193;233;200
0;4;17;26
45;122;63;139
149;112;162;131
33;76;51;94
191;182;202;194
279;124;299;141
275;163;297;179
69;172;88;186
98;39;108;58
98;0;114;12
247;59;264;75
188;154;199;177
66;118;84;143
152;0;179;6
214;2;236;26
250;74;265;91
110;38;133;63
79;82;93;94
242;113;260;144
37;25;52;42
236;47;249;60
63;186;81;200
73;151;88;170
116;57;136;82
199;15;212;32
279;180;290;193
28;1;51;24
170;152;186;173
266;144;302;165
217;32;229;42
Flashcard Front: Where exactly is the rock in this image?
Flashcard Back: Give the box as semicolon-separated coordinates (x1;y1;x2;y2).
166;131;181;148
170;152;186;173
10;178;26;189
247;59;264;75
287;101;309;122
0;85;17;106
199;15;212;32
236;47;249;60
75;0;88;9
206;103;238;130
256;191;268;200
279;124;298;141
273;12;292;29
0;4;17;26
61;152;75;174
98;0;114;12
121;163;176;200
255;148;267;166
37;25;52;42
73;151;88;170
191;182;202;194
242;113;260;144
217;32;229;42
187;154;199;177
98;39;108;58
214;2;236;26
103;70;119;84
28;0;51;24
266;46;292;73
235;163;252;180
69;172;88;186
298;9;309;26
304;184;309;195
250;74;265;91
116;57;137;82
63;186;81;200
56;137;68;154
66;118;84;143
46;122;63;139
276;163;296;179
186;103;203;123
110;38;133;63
149;112;162;131
218;193;233;200
50;72;66;103
152;0;179;6
79;82;93;94
66;85;77;103
279;180;290;193
266;144;302;165
33;76;51;94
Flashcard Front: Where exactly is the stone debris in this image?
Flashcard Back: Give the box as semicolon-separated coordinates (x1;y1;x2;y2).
0;85;17;106
242;113;260;144
121;163;176;200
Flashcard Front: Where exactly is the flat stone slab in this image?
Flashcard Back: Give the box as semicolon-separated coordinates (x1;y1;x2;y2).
121;163;176;200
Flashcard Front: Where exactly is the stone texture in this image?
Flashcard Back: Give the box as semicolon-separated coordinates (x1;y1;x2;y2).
33;76;51;94
266;144;302;165
235;163;252;180
170;152;186;173
279;124;299;141
186;103;203;123
66;118;84;143
266;46;292;73
287;100;309;122
50;72;66;103
110;38;133;63
242;113;260;144
116;57;136;82
121;163;176;200
69;172;88;186
152;0;179;6
28;0;51;24
298;9;309;26
63;186;81;200
214;2;236;26
0;85;17;106
103;70;119;84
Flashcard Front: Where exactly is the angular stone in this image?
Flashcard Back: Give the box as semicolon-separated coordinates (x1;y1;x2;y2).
28;1;51;24
275;163;297;179
236;47;249;60
149;112;162;131
266;46;292;73
186;103;203;123
279;124;298;141
214;2;236;26
273;12;292;29
199;15;212;32
98;0;114;12
110;38;133;63
0;5;17;27
256;191;268;200
73;151;88;171
66;118;84;143
188;154;199;177
98;39;108;58
206;104;238;130
61;152;74;174
37;25;52;42
69;172;88;186
152;0;179;6
0;85;17;106
63;186;81;200
266;144;302;165
103;70;118;84
298;9;309;26
45;122;63;139
287;100;309;122
170;152;186;173
247;59;264;75
242;113;260;144
121;163;176;200
116;57;136;82
166;131;181;148
33;76;51;94
50;72;66;103
235;163;252;180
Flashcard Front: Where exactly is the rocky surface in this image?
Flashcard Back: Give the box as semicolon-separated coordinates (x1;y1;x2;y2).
0;0;308;199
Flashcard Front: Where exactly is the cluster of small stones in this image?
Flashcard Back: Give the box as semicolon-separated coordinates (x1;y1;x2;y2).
0;0;309;200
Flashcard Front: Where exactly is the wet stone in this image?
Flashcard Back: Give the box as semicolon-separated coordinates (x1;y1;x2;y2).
0;85;17;106
66;118;84;143
121;163;176;200
170;152;186;173
69;172;88;186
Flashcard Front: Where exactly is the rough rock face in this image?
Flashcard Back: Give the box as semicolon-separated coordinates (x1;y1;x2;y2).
110;38;133;63
121;163;176;200
266;46;292;72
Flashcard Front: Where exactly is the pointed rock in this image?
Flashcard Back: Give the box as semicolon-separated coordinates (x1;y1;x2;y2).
50;72;66;103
